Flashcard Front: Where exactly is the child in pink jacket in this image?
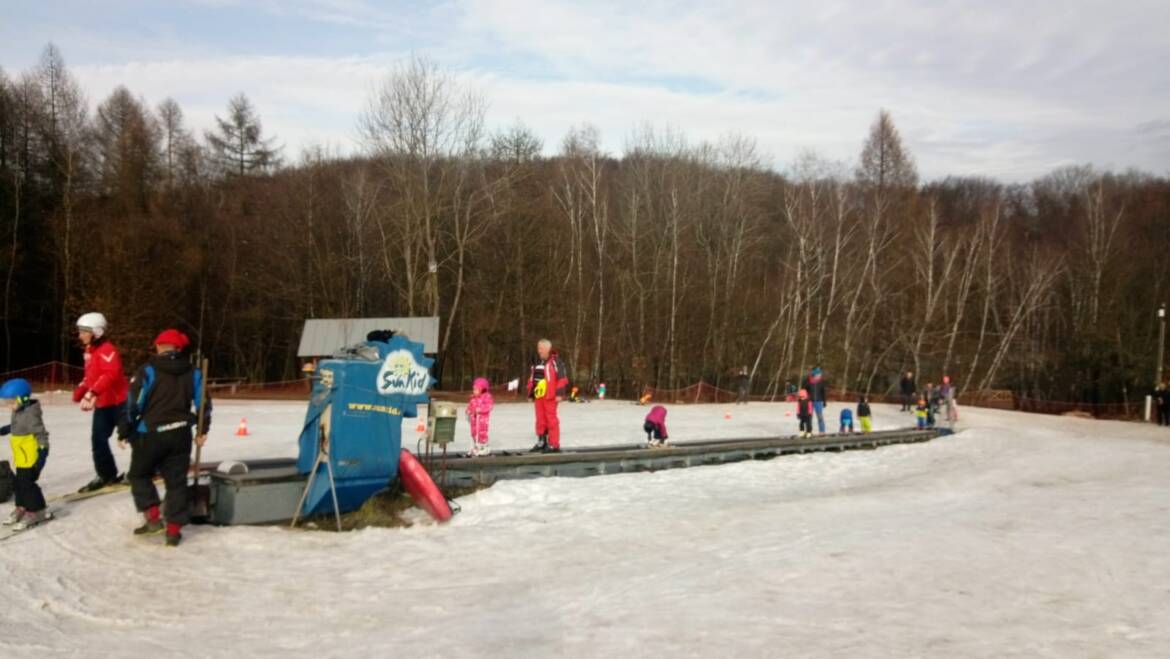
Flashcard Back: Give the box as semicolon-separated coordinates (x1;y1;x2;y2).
466;377;494;457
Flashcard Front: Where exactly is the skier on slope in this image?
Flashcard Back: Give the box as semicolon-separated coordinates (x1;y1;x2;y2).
801;367;829;434
0;379;50;531
527;338;570;453
1154;382;1169;427
466;377;494;457
117;329;211;548
899;370;916;413
643;405;669;447
796;389;814;438
940;376;959;423
72;312;129;493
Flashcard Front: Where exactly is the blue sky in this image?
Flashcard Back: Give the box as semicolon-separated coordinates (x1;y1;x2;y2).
2;0;1168;180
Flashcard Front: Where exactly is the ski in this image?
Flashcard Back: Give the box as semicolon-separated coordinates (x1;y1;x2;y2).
0;509;63;542
49;482;131;504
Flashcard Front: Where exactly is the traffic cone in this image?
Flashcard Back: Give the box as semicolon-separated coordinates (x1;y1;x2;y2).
235;418;250;436
416;417;427;433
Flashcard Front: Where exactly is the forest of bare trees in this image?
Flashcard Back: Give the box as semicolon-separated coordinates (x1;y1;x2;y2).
2;46;1168;403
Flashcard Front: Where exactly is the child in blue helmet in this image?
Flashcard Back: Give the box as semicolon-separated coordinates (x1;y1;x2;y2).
0;378;51;530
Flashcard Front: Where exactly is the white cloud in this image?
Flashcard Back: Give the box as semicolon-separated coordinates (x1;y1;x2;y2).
44;0;1170;179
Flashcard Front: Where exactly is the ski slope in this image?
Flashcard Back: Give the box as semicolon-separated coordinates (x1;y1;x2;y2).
1;397;1169;657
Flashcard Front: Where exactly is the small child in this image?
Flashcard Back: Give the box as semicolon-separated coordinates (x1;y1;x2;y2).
643;405;669;447
597;382;607;400
915;397;928;429
857;395;873;433
796;389;814;438
839;407;854;433
466;377;494;457
0;379;50;531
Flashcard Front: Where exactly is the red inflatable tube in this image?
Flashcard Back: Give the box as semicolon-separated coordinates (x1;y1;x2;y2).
398;449;453;522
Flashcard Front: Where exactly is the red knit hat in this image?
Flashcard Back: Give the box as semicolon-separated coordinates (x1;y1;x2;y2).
154;329;189;349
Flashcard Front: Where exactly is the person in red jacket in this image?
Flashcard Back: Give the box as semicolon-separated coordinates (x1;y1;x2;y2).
72;312;130;492
526;338;570;453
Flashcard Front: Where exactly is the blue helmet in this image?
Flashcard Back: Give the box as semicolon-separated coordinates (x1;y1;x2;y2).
0;378;32;400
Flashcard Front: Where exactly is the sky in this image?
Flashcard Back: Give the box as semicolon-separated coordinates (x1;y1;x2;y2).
1;0;1167;181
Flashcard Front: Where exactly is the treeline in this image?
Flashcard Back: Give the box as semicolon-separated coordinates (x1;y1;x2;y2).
2;46;1168;403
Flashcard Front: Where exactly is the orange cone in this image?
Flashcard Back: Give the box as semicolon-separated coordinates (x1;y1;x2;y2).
235;418;250;436
724;409;732;420
416;417;427;433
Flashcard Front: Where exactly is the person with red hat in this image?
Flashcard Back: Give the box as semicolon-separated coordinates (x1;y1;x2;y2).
117;329;210;548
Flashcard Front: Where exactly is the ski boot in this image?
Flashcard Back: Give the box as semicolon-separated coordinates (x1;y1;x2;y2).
134;518;165;536
4;506;25;526
529;434;549;453
78;473;124;494
12;509;50;532
166;533;183;548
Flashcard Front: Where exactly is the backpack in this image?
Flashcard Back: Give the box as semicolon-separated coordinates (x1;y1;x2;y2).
0;460;14;503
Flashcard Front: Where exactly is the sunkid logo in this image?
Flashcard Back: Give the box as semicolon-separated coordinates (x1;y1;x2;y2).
376;349;432;396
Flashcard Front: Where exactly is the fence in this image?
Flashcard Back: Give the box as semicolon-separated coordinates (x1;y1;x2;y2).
0;361;1147;419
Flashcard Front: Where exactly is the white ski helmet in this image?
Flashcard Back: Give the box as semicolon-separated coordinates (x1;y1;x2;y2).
76;312;109;338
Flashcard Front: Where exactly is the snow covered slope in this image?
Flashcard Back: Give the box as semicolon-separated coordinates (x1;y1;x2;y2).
1;398;1168;657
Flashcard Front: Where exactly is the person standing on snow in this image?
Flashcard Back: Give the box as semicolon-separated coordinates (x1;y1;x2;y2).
735;367;750;405
795;389;814;438
527;339;570;453
940;376;958;423
72;312;129;493
1154;382;1169;427
466;377;494;457
118;329;210;548
801;367;829;434
899;370;916;412
0;379;50;531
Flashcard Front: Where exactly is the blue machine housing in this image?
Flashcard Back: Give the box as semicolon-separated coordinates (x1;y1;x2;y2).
296;335;434;516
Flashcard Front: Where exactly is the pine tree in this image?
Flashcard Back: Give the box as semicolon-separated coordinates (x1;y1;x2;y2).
205;93;280;177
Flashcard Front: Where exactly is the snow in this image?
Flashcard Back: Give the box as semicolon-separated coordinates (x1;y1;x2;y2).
2;396;1170;657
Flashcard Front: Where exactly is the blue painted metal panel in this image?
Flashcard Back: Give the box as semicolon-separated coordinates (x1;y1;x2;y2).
296;335;434;515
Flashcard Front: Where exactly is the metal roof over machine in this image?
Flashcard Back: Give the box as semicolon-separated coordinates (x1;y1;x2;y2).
297;317;440;356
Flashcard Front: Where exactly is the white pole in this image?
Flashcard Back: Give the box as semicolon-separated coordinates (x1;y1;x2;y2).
1145;395;1153;422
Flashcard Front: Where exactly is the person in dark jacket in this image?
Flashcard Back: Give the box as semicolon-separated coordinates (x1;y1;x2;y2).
801;367;828;434
899;371;916;412
857;395;873;433
735;367;750;405
1156;382;1170;426
118;329;211;548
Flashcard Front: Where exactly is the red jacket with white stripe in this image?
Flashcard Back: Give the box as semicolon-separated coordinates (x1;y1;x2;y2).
73;339;129;408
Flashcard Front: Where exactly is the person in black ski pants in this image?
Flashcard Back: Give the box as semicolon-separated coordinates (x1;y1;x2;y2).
118;329;210;548
1156;382;1170;427
899;371;916;412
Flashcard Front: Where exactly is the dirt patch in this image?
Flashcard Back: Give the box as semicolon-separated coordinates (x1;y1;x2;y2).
297;482;491;531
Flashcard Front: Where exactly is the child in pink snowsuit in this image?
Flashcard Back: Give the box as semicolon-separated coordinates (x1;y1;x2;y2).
466;377;494;457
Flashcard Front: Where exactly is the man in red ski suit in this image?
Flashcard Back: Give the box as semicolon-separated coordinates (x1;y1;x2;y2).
527;339;570;453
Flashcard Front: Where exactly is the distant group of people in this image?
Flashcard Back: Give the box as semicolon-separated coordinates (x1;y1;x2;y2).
900;370;958;429
461;356;964;457
1;312;210;545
